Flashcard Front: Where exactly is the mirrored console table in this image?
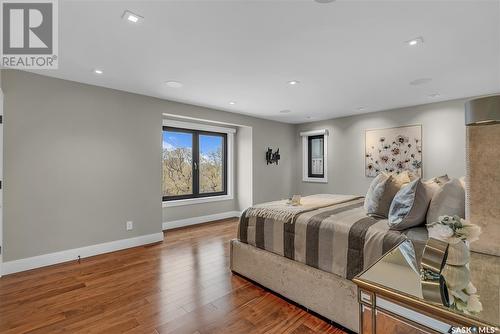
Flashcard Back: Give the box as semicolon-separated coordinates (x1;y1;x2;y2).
353;240;499;334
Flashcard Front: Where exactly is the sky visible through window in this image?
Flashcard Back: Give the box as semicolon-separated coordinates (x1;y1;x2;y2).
163;131;192;151
163;131;222;155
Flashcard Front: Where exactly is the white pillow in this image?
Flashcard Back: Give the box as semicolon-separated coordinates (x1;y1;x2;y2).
426;178;465;224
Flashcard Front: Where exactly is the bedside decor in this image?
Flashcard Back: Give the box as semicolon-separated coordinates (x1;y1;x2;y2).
266;147;280;165
426;215;482;245
286;195;302;206
465;94;500;256
420;238;450;306
426;215;480;266
365;125;422;177
426;215;483;315
290;194;301;206
353;239;498;334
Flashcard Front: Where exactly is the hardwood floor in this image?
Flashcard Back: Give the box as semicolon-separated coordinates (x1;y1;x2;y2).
0;219;348;334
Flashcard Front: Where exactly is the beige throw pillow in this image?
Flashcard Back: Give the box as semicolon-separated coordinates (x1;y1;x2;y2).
365;171;410;218
426;178;466;224
422;175;449;198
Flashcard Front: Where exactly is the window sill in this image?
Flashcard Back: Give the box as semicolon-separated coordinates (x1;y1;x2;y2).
163;194;234;208
302;177;328;183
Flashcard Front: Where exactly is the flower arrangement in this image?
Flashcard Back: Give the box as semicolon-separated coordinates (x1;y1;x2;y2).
426;215;483;314
427;215;482;244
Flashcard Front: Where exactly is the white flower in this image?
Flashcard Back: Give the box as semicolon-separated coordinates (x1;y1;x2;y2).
466;294;483;313
427;223;454;241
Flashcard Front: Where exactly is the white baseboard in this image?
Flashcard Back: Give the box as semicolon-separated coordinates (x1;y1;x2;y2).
1;232;164;276
163;211;241;230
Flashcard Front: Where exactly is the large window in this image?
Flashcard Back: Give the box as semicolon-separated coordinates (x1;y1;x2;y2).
163;126;227;201
301;129;328;183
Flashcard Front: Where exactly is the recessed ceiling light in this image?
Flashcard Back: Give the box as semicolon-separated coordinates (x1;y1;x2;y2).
288;80;300;85
94;69;103;75
165;81;183;88
315;0;336;3
279;110;291;114
428;93;441;98
406;37;424;46
229;101;236;105
410;78;432;86
122;10;143;23
358;106;366;111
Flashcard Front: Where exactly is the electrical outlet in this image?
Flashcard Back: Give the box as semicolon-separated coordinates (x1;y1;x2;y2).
126;221;133;231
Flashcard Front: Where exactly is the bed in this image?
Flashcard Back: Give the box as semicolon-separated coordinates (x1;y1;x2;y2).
230;194;428;333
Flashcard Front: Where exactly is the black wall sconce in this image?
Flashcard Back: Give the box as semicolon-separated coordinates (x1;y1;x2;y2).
266;148;280;165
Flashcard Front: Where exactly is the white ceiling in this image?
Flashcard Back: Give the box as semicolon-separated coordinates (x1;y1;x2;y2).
34;0;500;123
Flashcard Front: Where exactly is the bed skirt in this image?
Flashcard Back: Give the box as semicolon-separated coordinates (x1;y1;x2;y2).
230;239;359;333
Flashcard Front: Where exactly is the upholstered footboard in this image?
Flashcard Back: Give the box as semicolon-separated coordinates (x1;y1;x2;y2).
230;239;359;333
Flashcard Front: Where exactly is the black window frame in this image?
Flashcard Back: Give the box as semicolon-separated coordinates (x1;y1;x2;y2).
162;126;228;202
307;134;325;178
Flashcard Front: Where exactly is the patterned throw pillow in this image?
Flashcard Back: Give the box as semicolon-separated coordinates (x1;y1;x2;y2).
388;178;433;230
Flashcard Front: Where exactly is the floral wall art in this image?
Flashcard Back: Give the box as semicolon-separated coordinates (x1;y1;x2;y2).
365;125;422;177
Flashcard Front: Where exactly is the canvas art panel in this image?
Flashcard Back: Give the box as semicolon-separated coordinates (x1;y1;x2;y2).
365;125;422;177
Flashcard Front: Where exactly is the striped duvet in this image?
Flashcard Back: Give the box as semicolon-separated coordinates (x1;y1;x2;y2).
238;197;406;280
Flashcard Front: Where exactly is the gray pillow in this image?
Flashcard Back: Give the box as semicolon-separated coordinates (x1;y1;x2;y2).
426;178;465;224
389;178;432;230
365;172;409;218
364;173;388;217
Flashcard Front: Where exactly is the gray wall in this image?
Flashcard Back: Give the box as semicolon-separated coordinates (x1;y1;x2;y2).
3;70;163;261
294;100;467;196
2;70;295;260
236;126;253;211
0;70;3;266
